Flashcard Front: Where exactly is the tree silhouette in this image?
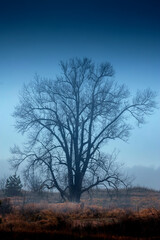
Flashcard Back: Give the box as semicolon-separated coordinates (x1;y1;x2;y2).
5;174;22;197
11;58;157;202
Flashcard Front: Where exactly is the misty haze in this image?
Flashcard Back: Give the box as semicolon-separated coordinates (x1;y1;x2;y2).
0;0;160;239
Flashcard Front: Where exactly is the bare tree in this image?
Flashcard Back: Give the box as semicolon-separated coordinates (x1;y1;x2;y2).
23;168;44;194
11;58;157;202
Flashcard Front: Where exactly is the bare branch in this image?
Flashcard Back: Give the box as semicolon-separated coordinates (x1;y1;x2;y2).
11;58;157;202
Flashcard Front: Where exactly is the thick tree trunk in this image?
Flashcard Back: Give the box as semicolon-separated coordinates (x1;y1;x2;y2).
69;186;81;202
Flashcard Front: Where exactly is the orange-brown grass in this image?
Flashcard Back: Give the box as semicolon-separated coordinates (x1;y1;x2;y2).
1;187;160;239
1;203;160;239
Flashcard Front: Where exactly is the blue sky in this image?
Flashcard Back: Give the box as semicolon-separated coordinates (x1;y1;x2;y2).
0;0;160;187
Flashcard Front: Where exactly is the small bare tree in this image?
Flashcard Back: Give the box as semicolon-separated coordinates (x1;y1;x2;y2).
11;58;157;202
24;170;44;194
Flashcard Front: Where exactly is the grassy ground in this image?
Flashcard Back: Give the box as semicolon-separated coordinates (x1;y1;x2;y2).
1;187;160;239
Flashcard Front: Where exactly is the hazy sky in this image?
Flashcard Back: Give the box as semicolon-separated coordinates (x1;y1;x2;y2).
0;0;160;187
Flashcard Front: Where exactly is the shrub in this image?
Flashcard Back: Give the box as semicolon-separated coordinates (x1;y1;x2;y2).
0;198;13;216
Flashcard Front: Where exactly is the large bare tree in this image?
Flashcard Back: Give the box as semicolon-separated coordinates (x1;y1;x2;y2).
11;58;157;202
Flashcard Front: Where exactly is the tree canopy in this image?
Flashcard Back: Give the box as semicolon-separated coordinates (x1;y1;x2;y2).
11;58;157;202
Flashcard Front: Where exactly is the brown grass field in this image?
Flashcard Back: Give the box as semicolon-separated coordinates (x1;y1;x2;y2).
1;187;160;239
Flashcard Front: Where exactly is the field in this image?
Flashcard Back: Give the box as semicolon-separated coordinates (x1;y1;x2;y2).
1;187;160;239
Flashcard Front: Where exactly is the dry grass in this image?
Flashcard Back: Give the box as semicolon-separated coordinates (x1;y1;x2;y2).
1;187;160;239
1;203;160;239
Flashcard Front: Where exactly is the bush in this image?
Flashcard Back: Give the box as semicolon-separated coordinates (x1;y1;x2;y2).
0;198;13;216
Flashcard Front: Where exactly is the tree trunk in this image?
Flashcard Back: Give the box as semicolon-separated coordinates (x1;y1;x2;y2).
69;186;81;203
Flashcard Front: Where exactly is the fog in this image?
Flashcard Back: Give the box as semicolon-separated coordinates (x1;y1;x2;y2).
127;165;160;190
0;159;160;191
0;0;160;194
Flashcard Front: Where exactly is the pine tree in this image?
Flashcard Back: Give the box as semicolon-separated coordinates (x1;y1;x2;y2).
5;174;23;197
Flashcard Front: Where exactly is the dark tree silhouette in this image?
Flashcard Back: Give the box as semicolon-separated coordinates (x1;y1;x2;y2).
11;58;157;202
5;174;22;197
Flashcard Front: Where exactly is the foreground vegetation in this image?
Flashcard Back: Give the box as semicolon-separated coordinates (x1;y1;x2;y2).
1;187;160;239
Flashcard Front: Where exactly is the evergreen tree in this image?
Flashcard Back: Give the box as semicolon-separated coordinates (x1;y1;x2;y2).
5;174;23;197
